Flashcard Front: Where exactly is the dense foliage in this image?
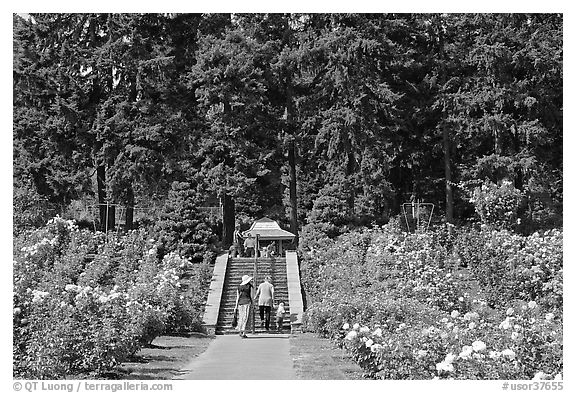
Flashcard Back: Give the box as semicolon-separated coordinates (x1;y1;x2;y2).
13;217;212;379
13;13;562;241
299;222;562;379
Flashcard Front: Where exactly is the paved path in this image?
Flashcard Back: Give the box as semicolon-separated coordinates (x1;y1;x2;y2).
173;333;296;380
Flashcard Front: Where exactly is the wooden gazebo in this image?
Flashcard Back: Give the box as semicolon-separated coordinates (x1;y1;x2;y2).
242;217;295;256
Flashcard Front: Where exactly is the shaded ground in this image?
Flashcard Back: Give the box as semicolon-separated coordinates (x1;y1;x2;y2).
115;332;362;380
118;333;213;380
290;333;363;380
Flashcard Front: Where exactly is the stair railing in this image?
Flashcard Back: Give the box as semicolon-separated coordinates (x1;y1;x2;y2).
252;234;259;334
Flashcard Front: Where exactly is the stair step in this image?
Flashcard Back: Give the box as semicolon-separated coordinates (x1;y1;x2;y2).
213;255;293;335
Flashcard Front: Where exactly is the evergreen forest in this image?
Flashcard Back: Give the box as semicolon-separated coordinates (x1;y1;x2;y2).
13;13;563;247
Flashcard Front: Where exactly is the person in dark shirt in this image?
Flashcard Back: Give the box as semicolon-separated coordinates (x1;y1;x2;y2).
234;275;253;338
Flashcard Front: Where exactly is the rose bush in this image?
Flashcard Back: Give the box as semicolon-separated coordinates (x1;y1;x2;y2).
340;300;562;379
13;217;213;379
454;228;562;311
300;220;562;379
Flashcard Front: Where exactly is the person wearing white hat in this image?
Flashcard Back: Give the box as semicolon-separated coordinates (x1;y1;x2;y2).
234;274;253;338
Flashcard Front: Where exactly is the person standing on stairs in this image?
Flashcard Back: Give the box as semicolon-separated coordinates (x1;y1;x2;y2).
244;233;256;258
235;275;253;338
255;276;275;331
233;223;243;257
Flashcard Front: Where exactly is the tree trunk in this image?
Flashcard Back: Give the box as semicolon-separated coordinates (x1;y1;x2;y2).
96;165;116;231
221;193;235;248
443;126;454;224
288;139;299;244
346;150;356;216
437;16;454;224
285;78;299;245
97;165;107;231
125;185;134;230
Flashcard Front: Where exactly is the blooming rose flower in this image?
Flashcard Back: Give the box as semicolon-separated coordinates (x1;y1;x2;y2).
353;323;360;330
458;297;464;302
360;326;370;333
488;351;501;359
511;332;519;340
372;328;383;337
468;322;476;329
436;361;454;373
440;317;449;324
459;346;473;360
499;317;512;330
416;349;428;358
532;371;548;380
472;340;486;352
528;301;537;309
370;344;383;353
444;353;456;364
545;313;554;322
506;307;515;316
451;310;460;318
345;331;358;340
501;349;516;360
342;323;350;330
463;312;479;321
365;339;374;347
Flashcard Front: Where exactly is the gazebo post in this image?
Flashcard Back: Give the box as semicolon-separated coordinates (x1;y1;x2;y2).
279;240;283;256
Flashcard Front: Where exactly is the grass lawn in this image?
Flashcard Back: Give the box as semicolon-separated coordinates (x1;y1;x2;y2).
290;333;363;380
117;333;213;380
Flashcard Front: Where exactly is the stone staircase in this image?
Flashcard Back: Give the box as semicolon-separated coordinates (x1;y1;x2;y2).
215;257;291;335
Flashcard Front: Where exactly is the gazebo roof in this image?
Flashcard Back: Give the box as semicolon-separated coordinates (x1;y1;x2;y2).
243;217;295;240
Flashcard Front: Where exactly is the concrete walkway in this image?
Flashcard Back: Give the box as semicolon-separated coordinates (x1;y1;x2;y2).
173;333;296;380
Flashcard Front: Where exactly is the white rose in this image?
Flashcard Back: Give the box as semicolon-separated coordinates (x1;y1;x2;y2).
472;340;486;352
499;318;512;330
342;323;350;330
444;353;456;364
451;310;460;318
528;301;537;309
345;331;358;340
488;351;501;359
501;349;516;360
459;346;473;359
436;361;454;373
506;307;515;316
532;371;547;380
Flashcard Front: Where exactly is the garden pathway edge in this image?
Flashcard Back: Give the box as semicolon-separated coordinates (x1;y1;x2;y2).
173;333;296;380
